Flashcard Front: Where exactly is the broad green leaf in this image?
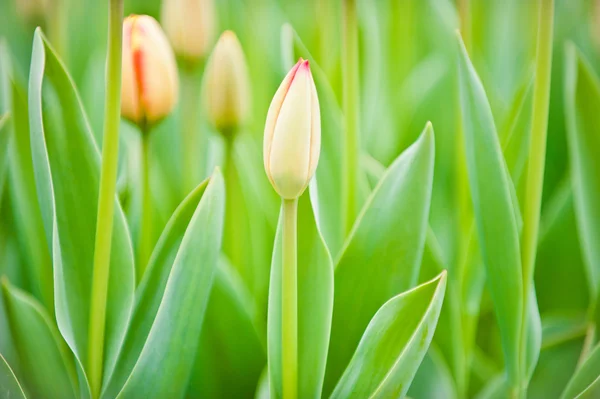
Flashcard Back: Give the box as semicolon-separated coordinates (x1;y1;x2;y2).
281;24;344;257
1;278;77;399
325;124;435;394
542;313;587;350
114;170;224;398
101;178;209;397
8;80;53;311
407;347;458;399
563;44;600;324
187;257;266;398
268;184;334;399
561;343;600;399
330;272;447;398
0;353;26;399
28;28;135;388
457;32;523;382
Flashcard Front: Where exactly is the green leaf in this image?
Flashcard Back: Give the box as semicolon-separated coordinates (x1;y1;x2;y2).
330;272;447;398
325;124;435;394
563;44;600;324
281;24;344;257
267;184;334;399
561;343;600;398
28;28;135;389
187;257;266;398
7;79;53;312
1;278;77;399
457;32;523;382
112;170;224;399
0;353;26;399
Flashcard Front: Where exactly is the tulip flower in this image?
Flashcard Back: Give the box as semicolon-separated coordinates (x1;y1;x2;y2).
203;31;251;135
161;0;215;62
264;58;321;200
121;15;178;127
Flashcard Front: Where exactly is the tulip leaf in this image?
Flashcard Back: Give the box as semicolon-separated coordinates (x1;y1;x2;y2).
457;32;523;382
1;278;78;399
268;183;334;399
561;342;600;399
0;353;26;399
564;44;600;325
187;257;266;398
28;28;135;389
324;124;435;394
281;24;344;257
7;79;54;311
330;272;447;398
112;170;224;399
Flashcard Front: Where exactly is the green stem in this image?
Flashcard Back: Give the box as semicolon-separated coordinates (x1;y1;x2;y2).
282;198;298;399
518;0;554;394
88;0;123;397
139;131;153;280
342;0;359;236
181;66;203;195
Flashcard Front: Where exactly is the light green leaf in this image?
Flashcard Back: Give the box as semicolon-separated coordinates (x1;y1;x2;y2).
28;28;135;391
1;278;77;399
268;184;334;399
114;170;224;399
563;44;600;325
0;353;26;399
7;80;53;312
102;178;210;397
187;257;266;398
457;32;523;382
281;24;344;257
330;272;447;398
325;124;435;394
561;343;600;399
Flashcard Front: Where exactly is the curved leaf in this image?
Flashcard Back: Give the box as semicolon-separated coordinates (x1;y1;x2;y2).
457;32;523;382
561;343;600;399
267;183;334;399
324;124;435;394
0;353;26;399
1;278;77;399
114;170;224;398
28;28;135;388
330;272;447;398
564;44;600;325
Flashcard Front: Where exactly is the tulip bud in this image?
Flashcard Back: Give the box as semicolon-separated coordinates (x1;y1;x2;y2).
203;31;251;134
263;59;321;199
121;15;178;127
161;0;216;62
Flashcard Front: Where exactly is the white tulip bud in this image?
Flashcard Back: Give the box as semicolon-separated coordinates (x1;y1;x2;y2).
203;30;251;135
121;15;179;127
161;0;216;63
263;59;321;199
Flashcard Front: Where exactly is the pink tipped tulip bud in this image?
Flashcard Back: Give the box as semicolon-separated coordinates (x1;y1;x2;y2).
161;0;216;63
121;15;179;128
203;31;251;135
263;59;321;199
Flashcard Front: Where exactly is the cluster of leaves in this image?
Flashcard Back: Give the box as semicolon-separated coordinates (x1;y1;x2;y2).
1;0;600;398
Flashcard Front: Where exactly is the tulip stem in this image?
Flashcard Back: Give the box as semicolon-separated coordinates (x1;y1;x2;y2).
282;198;298;399
517;0;554;395
342;0;360;236
181;66;203;195
139;130;153;280
88;0;123;397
